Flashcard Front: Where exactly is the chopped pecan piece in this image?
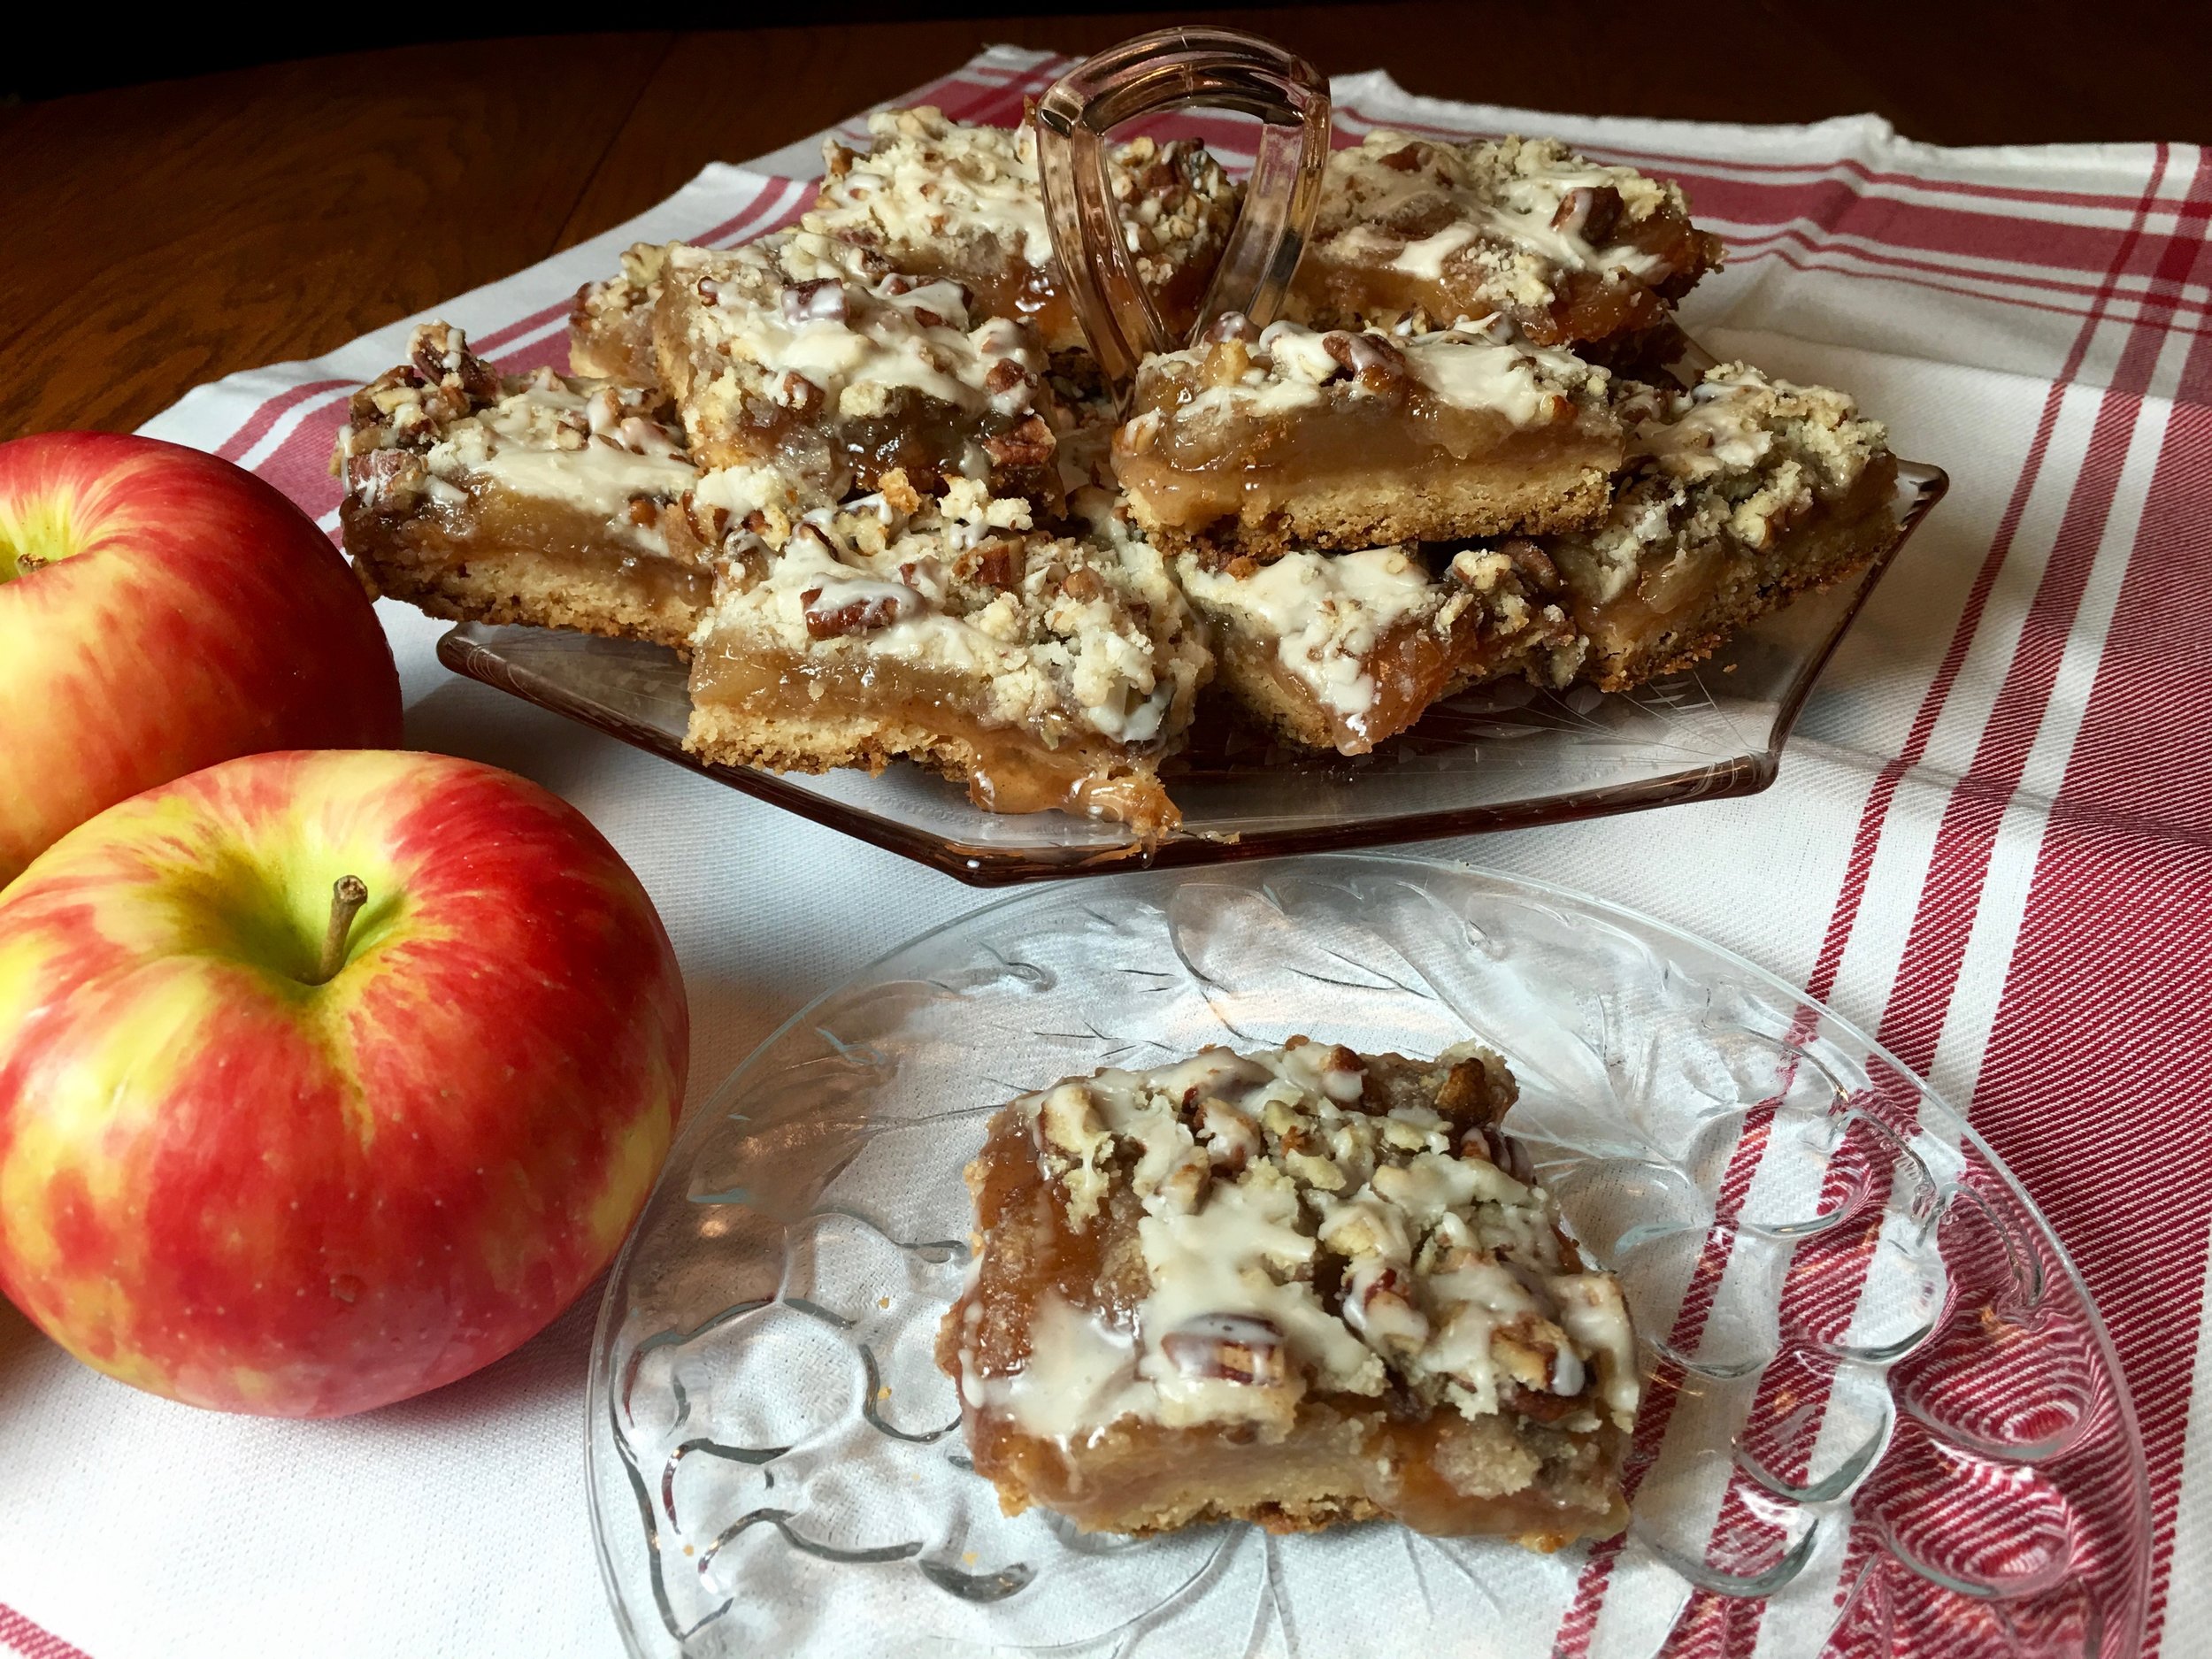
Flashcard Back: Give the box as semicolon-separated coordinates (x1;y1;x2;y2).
1160;1315;1290;1386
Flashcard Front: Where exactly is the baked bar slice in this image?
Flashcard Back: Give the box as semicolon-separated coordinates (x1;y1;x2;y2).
1543;362;1901;689
570;242;666;385
1113;313;1623;558
651;232;1064;513
336;323;715;649
805;106;1239;359
684;477;1210;833
940;1037;1639;1546
1290;131;1724;349
1173;541;1584;754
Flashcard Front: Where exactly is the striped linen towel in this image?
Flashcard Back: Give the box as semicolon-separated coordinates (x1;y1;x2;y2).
2;43;2208;1659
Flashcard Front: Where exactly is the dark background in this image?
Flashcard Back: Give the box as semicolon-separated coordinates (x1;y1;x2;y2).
9;0;2203;144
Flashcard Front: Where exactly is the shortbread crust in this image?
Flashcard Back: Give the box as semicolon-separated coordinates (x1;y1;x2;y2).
807;106;1239;359
337;323;715;649
684;478;1210;833
941;1037;1639;1545
1114;313;1624;557
1545;363;1900;688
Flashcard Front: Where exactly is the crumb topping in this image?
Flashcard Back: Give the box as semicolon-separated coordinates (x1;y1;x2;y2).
661;234;1059;503
1548;362;1892;607
337;323;696;554
1302;131;1720;335
964;1040;1640;1443
1176;541;1581;722
693;473;1210;744
1127;311;1613;433
807;106;1238;289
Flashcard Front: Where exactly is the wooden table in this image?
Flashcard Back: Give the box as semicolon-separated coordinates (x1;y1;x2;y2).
3;3;2201;441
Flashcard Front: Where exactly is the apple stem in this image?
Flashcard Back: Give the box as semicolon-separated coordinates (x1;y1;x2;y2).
313;875;369;986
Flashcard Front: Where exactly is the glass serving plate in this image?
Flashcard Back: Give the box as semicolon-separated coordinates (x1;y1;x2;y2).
438;460;1942;887
587;856;2147;1659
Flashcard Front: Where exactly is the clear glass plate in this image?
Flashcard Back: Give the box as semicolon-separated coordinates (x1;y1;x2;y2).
587;856;2147;1659
438;462;1944;887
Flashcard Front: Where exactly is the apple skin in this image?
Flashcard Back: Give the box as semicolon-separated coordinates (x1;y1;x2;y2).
0;749;688;1417
0;432;403;887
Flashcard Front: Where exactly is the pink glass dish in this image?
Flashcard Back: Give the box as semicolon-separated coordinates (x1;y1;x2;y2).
585;857;2148;1657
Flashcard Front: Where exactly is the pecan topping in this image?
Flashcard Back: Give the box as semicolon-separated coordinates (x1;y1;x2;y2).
801;582;921;639
408;323;498;405
1061;566;1104;603
1321;330;1409;394
1160;1315;1289;1386
980;413;1055;471
982;358;1029;396
1377;142;1429;173
781;279;849;325
1500;537;1562;594
1552;184;1624;245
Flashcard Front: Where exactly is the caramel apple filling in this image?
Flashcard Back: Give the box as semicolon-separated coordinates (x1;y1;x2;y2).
651;234;1064;513
687;638;1179;829
336;323;712;649
679;481;1210;835
940;1040;1640;1546
805;108;1239;357
1290;131;1724;349
1114;316;1623;557
1175;543;1584;755
1540;363;1901;688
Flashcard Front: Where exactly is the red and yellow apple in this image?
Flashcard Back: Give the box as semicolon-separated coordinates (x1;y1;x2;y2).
0;749;688;1417
0;432;403;886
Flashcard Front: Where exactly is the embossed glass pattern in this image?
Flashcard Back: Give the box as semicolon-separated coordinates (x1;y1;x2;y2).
1033;27;1333;386
588;858;2147;1658
438;461;1941;886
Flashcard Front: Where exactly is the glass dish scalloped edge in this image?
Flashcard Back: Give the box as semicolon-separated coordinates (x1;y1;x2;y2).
582;855;2148;1659
435;463;1946;887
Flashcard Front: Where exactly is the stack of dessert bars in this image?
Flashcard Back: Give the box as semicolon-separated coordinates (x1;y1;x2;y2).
337;110;1901;834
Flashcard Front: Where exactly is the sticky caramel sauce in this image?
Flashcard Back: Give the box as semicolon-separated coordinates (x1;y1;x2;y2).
691;641;1178;832
941;1109;1627;1544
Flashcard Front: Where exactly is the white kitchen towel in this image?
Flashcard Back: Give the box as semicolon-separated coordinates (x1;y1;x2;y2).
2;43;2208;1659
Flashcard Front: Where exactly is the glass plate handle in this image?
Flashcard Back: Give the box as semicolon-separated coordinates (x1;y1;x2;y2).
1033;27;1332;388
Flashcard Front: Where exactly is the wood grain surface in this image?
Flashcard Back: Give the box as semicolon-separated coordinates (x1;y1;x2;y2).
0;3;2199;440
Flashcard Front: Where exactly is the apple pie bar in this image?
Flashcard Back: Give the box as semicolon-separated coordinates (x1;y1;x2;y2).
1290;132;1725;349
1174;541;1584;754
683;478;1211;833
1112;313;1624;557
569;241;666;386
337;323;714;649
1543;362;1901;689
806;106;1240;359
941;1036;1639;1545
650;232;1064;512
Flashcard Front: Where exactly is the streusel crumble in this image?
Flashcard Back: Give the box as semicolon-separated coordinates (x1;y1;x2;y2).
941;1037;1639;1545
683;476;1211;833
1291;132;1724;348
1114;311;1624;557
336;323;714;649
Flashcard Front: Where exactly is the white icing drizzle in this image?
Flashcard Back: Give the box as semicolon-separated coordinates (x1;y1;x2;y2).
1138;315;1604;434
1175;547;1454;725
1314;130;1695;307
695;479;1204;745
965;1040;1641;1447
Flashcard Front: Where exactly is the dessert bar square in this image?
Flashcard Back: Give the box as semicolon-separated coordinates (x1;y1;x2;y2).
337;324;714;650
1543;362;1901;689
1113;314;1624;557
1173;541;1584;754
1290;132;1724;349
683;479;1211;833
806;106;1240;360
650;232;1065;513
570;242;666;387
940;1037;1639;1546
